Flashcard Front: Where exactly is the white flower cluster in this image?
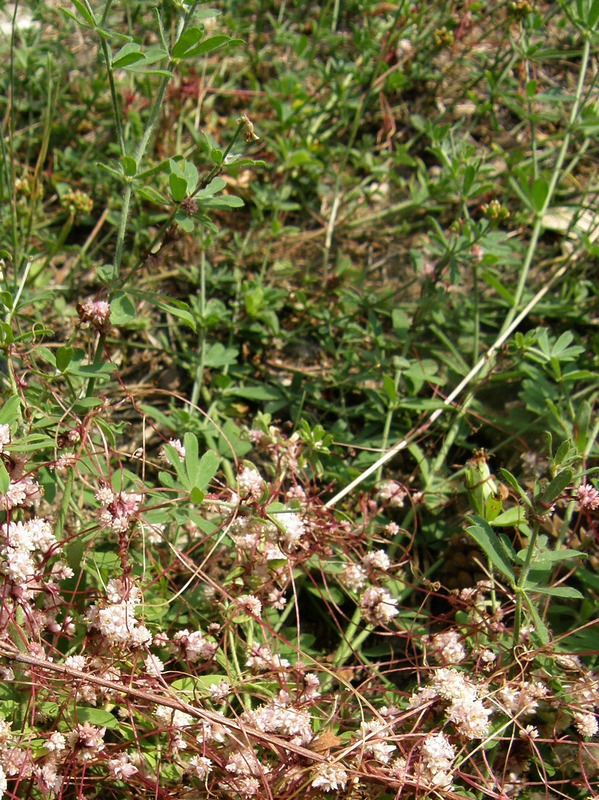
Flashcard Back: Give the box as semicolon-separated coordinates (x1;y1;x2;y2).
108;752;138;779
230;509;306;556
0;518;62;589
86;578;152;647
0;424;10;453
573;711;598;737
278;512;306;548
0;717;10;799
160;438;186;463
189;755;212;780
576;483;599;511
498;679;548;717
196;720;227;745
360;586;399;626
242;693;313;746
246;643;290;672
222;748;268;798
357;720;396;764
235;594;262;618
566;670;599;737
420;732;456;788
311;762;349;792
68;722;106;763
425;629;467;665
237;467;265;499
362;549;391;573
302;672;321;701
0;474;42;511
155;705;194;729
376;480;407;508
410;668;492;739
78;299;111;332
95;488;143;534
343;563;367;591
209;680;231;702
172;628;217;662
145;653;165;676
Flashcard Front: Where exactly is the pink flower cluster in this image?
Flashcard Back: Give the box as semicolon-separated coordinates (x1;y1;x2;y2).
376;480;407;508
0;472;42;511
77;299;111;332
86;578;152;647
95;487;143;533
172;628;217;662
409;667;492;739
577;483;599;511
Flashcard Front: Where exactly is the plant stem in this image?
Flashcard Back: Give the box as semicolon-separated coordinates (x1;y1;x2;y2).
374;368;401;485
512;521;540;647
501;34;592;333
84;336;106;398
190;250;207;411
330;606;370;671
55;468;75;539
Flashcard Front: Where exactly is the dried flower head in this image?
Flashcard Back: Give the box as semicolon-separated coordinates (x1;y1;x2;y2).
78;299;111;333
360;586;399;625
376;480;407;508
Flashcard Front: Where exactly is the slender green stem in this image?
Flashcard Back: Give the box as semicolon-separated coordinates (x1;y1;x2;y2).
84;336;106;398
330;606;370;671
472;265;480;364
99;37;125;155
374;368;400;485
190;251;207;410
98;1;202;281
6;259;31;327
512;522;540;647
429;397;471;478
502;35;592;333
55;468;75;540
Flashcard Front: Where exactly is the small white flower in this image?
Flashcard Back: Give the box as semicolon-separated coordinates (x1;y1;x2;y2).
166;438;186;461
343;564;367;591
209;681;231;702
190;755;212;780
238;467;265;499
145;654;164;676
358;720;396;764
246;643;290;671
447;695;491;739
45;732;66;752
108;753;138;779
360;587;399;625
311;763;348;791
420;732;456;789
362;549;391;572
225;748;264;776
155;705;193;728
376;480;407;507
0;425;10;453
64;655;87;671
574;711;598;737
94;486;115;506
427;630;467;665
236;594;262;617
278;512;305;548
520;725;539;739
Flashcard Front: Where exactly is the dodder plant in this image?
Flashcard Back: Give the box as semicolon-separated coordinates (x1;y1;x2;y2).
0;1;597;800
